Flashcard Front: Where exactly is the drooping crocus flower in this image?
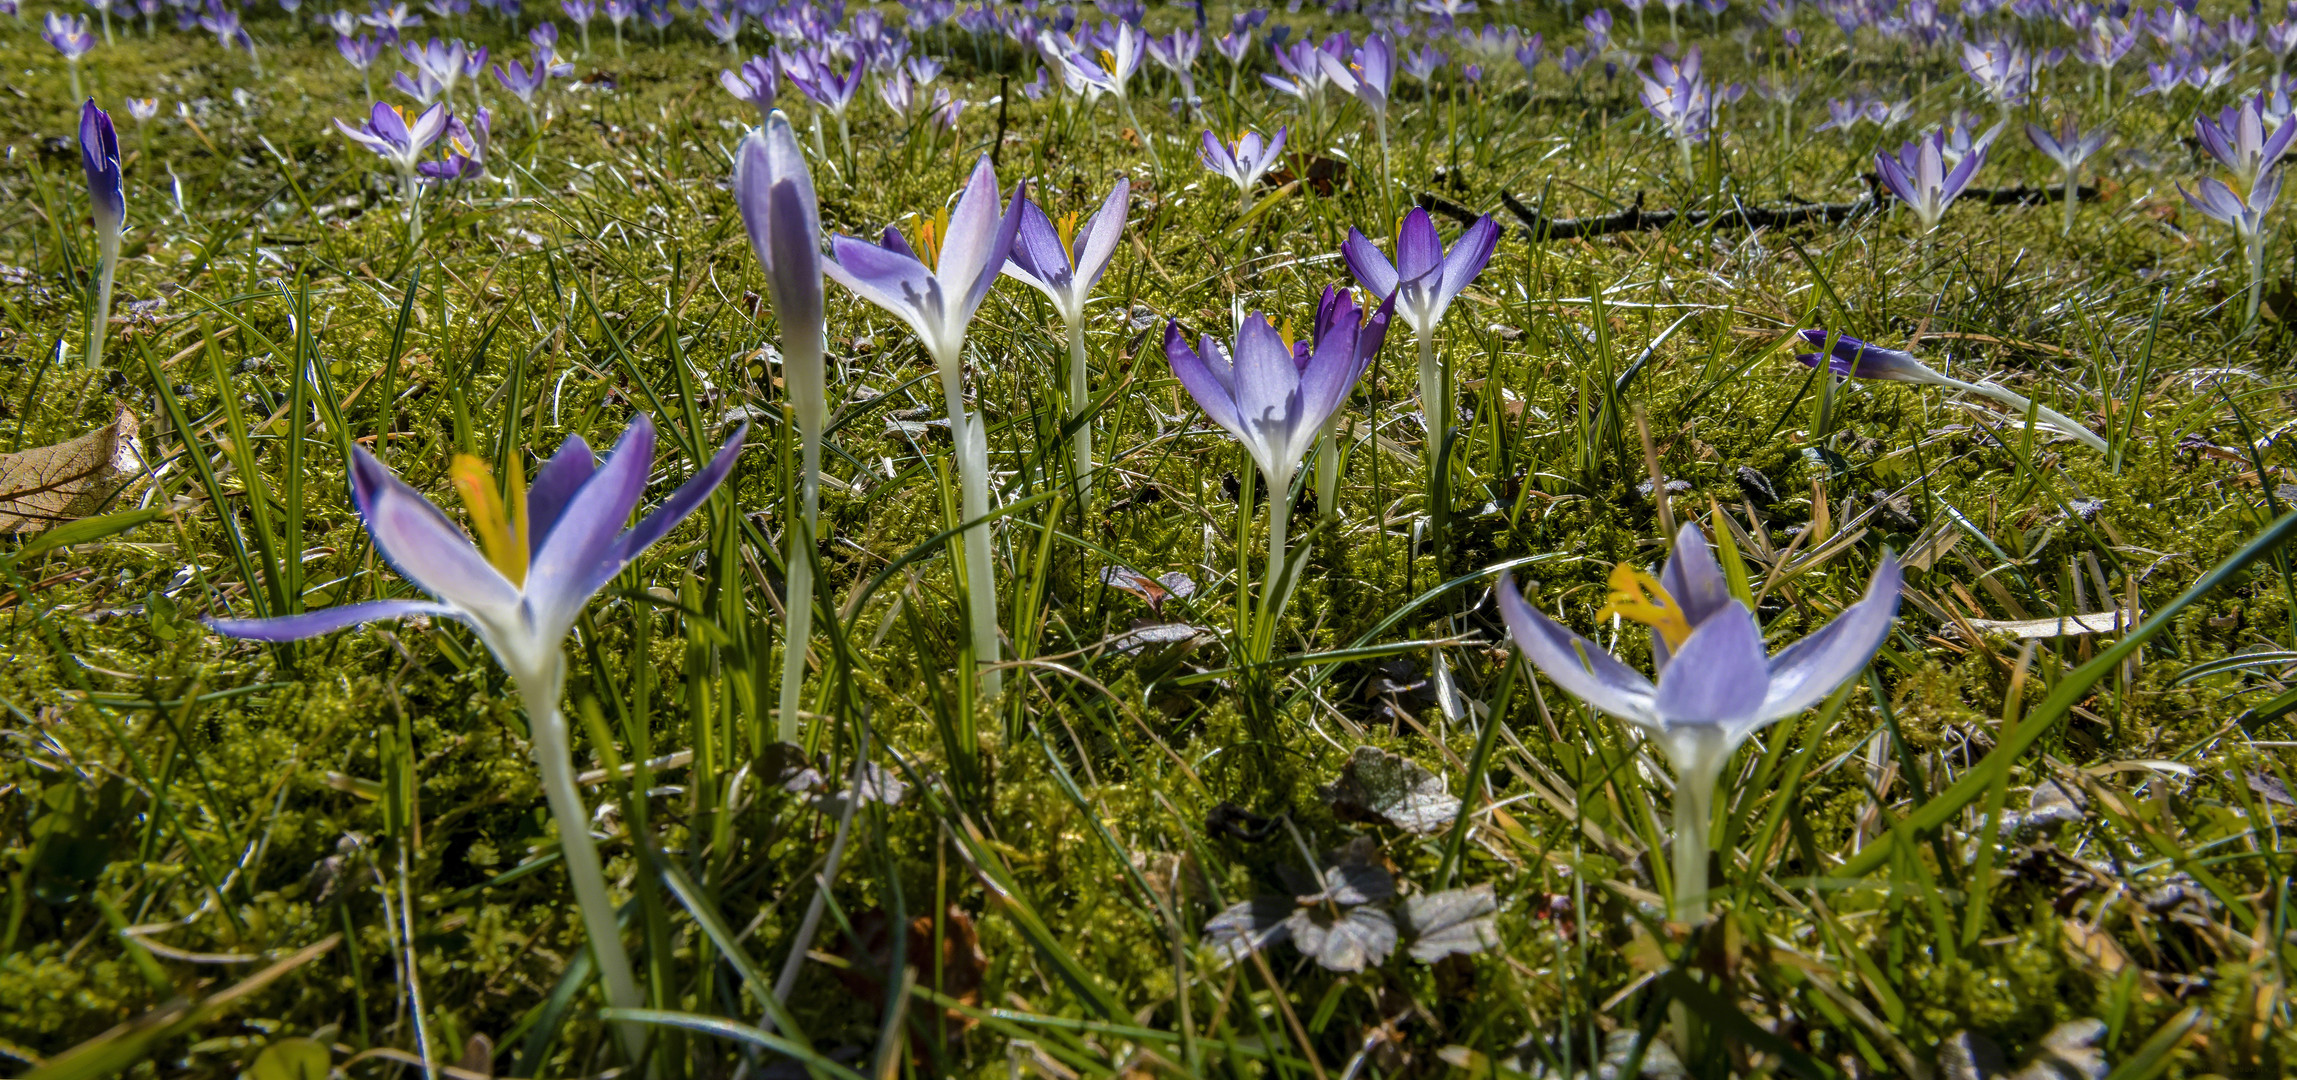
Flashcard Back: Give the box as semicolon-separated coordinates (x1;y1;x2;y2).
1796;330;2107;451
45;14;97;100
2194;94;2294;194
1165;289;1392;644
2026;117;2111;235
1498;522;1901;923
731;112;825;742
80;101;122;371
720;54;776;125
1200;126;1286;213
337;101;450;245
1875;128;1988;233
1003;178;1129;506
2182;170;2284;327
208;415;743;1063
823;156;1023;699
1339;207;1500;527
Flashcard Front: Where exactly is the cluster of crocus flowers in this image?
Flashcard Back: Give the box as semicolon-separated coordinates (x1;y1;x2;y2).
1637;47;1716;178
1200;126;1287;214
207;415;746;1063
1876;126;1989;233
1498;523;1902;923
732;111;826;742
1340;208;1500;533
1003;178;1130;510
1164;288;1393;657
79;101;123;371
1797;330;2107;452
824;157;1023;700
336;100;451;245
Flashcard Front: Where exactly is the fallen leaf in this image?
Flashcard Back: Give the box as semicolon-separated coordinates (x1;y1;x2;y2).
832;905;986;1040
1284;904;1395;972
1401;885;1500;963
1322;746;1461;835
1203;897;1292;962
0;406;146;535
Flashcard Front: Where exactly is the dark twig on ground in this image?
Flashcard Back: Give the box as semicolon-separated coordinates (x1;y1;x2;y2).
1417;180;2102;242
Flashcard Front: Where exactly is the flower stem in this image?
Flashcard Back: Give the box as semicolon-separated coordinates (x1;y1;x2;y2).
1316;434;1338;521
1258;479;1293;657
1067;316;1093;508
2247;228;2268;330
1416;330;1446;548
530;698;646;1063
777;420;820;745
939;357;1002;702
2061;166;2077;238
1671;753;1722;925
87;229;118;370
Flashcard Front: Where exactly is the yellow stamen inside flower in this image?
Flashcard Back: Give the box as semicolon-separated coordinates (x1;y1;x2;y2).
1055;210;1081;262
1100;48;1117;70
1277;316;1297;353
451;453;529;586
914;206;950;269
1596;563;1693;650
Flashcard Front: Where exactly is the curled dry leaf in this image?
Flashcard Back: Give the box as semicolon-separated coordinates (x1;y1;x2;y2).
1100;565;1198;614
1284;904;1396;973
1322;746;1461;835
1401;884;1501;963
1203;897;1293;963
0;406;146;535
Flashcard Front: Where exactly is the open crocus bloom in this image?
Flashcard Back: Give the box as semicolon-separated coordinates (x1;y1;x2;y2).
1498;522;1901;920
209;414;745;696
337;100;452;175
824;154;1023;369
1163;289;1394;499
1338;206;1499;338
1003;177;1130;327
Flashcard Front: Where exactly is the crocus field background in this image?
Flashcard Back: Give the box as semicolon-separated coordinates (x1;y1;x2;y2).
1;0;2294;1075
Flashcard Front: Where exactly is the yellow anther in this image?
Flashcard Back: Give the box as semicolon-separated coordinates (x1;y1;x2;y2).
1055;210;1081;261
915;206;951;268
451;453;529;587
1596;564;1693;650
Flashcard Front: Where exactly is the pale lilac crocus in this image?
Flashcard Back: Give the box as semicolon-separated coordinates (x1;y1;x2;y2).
1200;126;1287;213
1319;34;1396;205
495;56;549;133
1796;330;2106;450
1164;288;1393;640
1876;128;1988;233
208;415;744;1063
2182;170;2284;327
337;101;449;244
1003;178;1129;505
338;33;385;96
80;101;122;371
732;112;825;740
1146;27;1200;103
45;14;97;100
561;0;592;53
719;54;776;125
1499;522;1902;922
1340;208;1500;517
2194;94;2294;194
822;156;1023;699
2026;117;2110;235
1638;47;1715;177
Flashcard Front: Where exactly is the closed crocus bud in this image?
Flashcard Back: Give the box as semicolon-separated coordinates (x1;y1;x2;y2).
80;99;123;234
732;111;824;378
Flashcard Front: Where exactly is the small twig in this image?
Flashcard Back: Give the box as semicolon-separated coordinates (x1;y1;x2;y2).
1418;178;2105;241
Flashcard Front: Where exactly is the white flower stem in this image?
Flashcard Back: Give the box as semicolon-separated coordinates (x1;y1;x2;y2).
88;227;118;370
2061;165;2078;238
1259;479;1293;651
1931;372;2107;452
529;697;646;1063
1315;434;1338;521
777;419;821;746
1670;749;1725;925
1416;329;1445;532
1066;316;1093;508
939;356;1002;702
2247;228;2269;329
402;169;423;251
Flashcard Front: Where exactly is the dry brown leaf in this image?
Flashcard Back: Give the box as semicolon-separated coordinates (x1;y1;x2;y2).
0;406;146;535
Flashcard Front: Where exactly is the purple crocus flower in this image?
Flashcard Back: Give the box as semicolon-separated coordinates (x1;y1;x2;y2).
125;96;159;122
338;32;384;71
208;414;741;1055
1498;522;1902;922
1875;128;1988;232
1638;47;1716;155
1319;32;1393;116
719;53;776;124
1200;126;1287;211
822;156;1023;697
494;56;550;110
2194;94;2295;192
1146;27;1201;99
418;106;489;179
1004;178;1130;502
2028;116;2111;234
1164;288;1392;620
1403;44;1446;81
1513;34;1543;80
1960;36;2036;110
732;111;825;739
337;100;449;175
80;100;123;370
2182;169;2284;325
1795;330;2107;449
45;12;98;57
1338;206;1500;340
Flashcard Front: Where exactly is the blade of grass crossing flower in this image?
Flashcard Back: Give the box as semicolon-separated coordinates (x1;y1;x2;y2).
1437;655;1516;890
1834;508;2297;882
136;339;267;618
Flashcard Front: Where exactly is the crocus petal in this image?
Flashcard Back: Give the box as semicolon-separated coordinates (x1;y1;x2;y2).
1069;178;1131;295
601;424;748;576
1393;207;1445;284
524;415;656;636
932;157;1010;319
347;446;521;618
1654;521;1735;673
1232;314;1300;473
1002;194;1074;300
1339;228;1400;299
525;435;597;556
1496;573;1660;727
1433;215;1500;314
1758;552;1902;724
825;235;945;352
1164;319;1245;438
206;599;460;641
733;113;825;337
1651;602;1769;726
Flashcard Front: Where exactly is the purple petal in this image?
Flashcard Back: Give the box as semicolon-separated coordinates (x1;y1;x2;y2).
523;415;656;635
1164;319;1245;438
525;435;597;556
206;599;460;641
1656;520;1735;657
602;423;748;573
1652;602;1769;726
1069;178;1131;294
1002;193;1073;296
1496;573;1659;724
347;445;520;617
1758;553;1902;724
1393;207;1444;284
934;157;1012;319
825;234;942;342
1339;228;1399;298
1233;314;1300;467
1434;215;1500;311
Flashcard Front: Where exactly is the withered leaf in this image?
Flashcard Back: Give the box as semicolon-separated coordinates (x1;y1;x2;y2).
1401;885;1500;963
1203;898;1293;963
1284;904;1396;972
1322;746;1461;835
1296;856;1395;907
0;406;146;535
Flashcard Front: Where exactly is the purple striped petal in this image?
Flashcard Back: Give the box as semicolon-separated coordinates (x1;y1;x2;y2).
1434;216;1500;310
1003;193;1074;297
1653;521;1734;671
347;445;520;619
1394;207;1444;284
526;435;596;557
1070;178;1130;295
1164;319;1245;438
1497;573;1659;725
524;414;656;636
1758;552;1901;724
206;599;460;641
1340;227;1399;299
1652;602;1769;726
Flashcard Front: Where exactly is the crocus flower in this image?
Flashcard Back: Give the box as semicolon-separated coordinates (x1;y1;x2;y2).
822;156;1023;699
1638;48;1715;174
494;56;550;115
1796;330;2107;450
209;415;742;1061
732;112;824;741
1004;178;1130;505
337;101;449;244
1876;128;1987;233
1403;44;1446;81
45;14;96;100
719;54;776;125
2194;94;2294;193
401;37;471;104
2027;117;2110;235
125;96;158;122
418;106;489;180
1164;288;1393;634
1146;27;1200;101
80;101;122;371
1960;36;2035;115
1200;126;1287;213
338;33;384;97
791;58;864;160
561;0;593;52
2182;170;2284;326
1498;522;1901;922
